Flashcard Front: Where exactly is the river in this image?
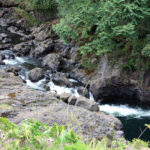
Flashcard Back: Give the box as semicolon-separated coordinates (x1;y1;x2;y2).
0;49;150;141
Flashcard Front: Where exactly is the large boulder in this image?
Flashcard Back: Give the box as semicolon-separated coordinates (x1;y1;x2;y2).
31;39;54;58
60;93;71;103
77;87;89;98
69;69;89;85
28;68;44;82
76;96;99;112
52;73;73;87
10;104;123;141
13;41;33;56
42;53;60;71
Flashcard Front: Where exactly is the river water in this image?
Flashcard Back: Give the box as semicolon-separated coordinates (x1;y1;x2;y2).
0;49;150;141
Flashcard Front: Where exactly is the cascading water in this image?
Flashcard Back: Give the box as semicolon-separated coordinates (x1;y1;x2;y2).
1;49;150;141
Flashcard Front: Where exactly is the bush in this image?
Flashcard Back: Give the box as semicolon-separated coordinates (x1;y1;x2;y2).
54;0;150;57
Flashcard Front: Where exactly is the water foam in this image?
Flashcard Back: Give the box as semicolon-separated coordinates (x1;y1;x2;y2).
100;104;150;118
48;81;80;97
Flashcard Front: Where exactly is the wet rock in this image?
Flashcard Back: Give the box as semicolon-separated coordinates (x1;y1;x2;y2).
76;96;99;112
42;53;60;71
70;69;89;85
0;44;12;50
68;96;77;105
41;85;50;91
7;54;15;59
0;33;7;41
0;54;5;62
60;93;71;103
5;67;21;74
52;73;73;87
89;76;141;104
2;38;12;44
0;61;5;65
31;39;54;57
77;87;89;98
7;26;19;33
28;68;44;82
13;41;33;56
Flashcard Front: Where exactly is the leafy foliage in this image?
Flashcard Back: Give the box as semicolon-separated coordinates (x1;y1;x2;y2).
0;117;149;150
14;0;56;10
54;0;150;58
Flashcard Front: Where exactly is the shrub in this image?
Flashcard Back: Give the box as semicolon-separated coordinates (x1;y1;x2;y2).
54;0;150;57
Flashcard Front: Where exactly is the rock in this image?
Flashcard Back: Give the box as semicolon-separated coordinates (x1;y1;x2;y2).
0;33;7;41
32;22;53;42
68;96;77;105
2;38;11;44
5;67;21;75
0;0;17;7
0;54;5;62
89;77;141;104
0;43;12;50
76;96;99;112
0;68;123;141
77;87;89;98
6;54;15;59
60;93;71;103
31;39;54;57
13;41;33;56
52;73;73;87
28;68;44;82
10;104;123;141
42;53;60;71
70;69;89;85
0;61;5;65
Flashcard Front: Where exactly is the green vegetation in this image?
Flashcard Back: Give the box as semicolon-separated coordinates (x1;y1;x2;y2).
14;7;41;26
0;117;149;150
53;0;150;70
13;0;56;10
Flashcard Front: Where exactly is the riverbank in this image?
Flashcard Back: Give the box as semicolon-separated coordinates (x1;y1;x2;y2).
0;0;150;143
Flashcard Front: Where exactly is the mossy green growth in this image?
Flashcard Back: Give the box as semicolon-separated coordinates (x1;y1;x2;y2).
0;117;149;150
14;7;41;26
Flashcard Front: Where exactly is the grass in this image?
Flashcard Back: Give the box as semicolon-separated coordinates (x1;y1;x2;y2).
0;117;149;150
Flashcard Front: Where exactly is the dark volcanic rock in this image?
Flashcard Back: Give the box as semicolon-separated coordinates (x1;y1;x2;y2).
13;41;33;56
31;39;54;58
70;69;89;85
77;87;89;98
42;53;60;71
68;96;77;105
28;68;44;82
52;72;73;87
0;54;5;61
